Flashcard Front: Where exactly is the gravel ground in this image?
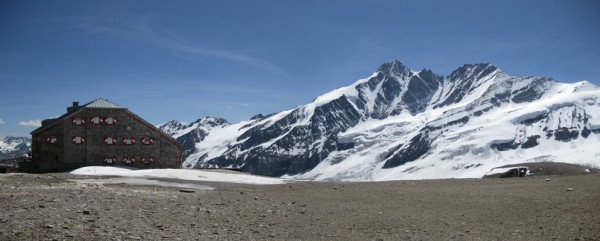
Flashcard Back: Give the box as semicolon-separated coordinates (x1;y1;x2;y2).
1;172;599;240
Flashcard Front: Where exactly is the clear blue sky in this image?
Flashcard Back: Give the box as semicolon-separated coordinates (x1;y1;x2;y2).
1;0;598;137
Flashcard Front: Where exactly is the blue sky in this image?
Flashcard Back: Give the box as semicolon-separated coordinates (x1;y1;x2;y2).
1;0;599;137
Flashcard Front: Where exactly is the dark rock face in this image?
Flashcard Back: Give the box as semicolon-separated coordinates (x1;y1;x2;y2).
521;135;541;149
199;95;362;176
175;129;205;157
491;135;541;151
520;113;548;125
400;72;441;115
554;128;579;141
434;64;497;108
511;78;553;103
491;140;520;152
383;132;431;169
581;127;591;138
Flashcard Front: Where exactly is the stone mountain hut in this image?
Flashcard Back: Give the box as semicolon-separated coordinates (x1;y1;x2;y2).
30;99;184;172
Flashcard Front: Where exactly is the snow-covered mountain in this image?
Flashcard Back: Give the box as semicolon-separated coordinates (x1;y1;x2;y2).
164;60;600;180
158;117;228;158
0;136;31;159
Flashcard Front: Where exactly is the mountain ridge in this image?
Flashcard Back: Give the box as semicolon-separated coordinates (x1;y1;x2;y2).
160;60;600;180
0;136;31;159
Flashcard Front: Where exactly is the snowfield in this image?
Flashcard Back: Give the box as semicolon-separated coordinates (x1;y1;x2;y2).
70;166;288;185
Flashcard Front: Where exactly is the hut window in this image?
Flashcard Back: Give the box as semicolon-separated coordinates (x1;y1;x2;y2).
72;117;85;125
141;137;154;145
122;156;135;164
123;137;136;145
104;156;116;165
141;156;154;165
90;116;103;125
72;136;86;144
104;137;117;145
46;136;58;144
105;117;117;125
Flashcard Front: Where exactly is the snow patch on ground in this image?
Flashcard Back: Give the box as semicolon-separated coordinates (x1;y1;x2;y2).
484;166;528;176
70;166;288;185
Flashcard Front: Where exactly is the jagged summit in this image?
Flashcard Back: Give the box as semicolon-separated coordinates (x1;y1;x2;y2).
377;60;413;76
161;60;600;181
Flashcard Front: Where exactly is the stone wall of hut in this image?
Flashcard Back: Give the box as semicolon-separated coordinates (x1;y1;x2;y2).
32;108;182;172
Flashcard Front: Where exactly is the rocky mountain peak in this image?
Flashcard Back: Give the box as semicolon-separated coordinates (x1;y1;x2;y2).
377;60;413;77
194;117;229;127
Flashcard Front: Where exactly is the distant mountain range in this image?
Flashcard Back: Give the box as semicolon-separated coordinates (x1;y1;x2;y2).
159;60;600;181
0;136;30;159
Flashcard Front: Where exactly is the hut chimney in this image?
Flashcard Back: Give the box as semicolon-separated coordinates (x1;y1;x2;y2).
67;101;79;113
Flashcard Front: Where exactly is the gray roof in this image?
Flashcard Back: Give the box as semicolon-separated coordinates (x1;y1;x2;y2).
31;98;126;134
84;99;125;109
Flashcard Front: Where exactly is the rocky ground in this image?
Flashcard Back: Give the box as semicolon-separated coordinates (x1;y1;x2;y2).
1;171;599;241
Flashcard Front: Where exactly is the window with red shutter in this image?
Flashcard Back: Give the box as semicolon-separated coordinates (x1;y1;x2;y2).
104;156;116;164
104;137;117;145
72;136;85;144
46;136;58;144
123;137;136;145
72;117;85;125
90;116;103;125
141;137;154;145
122;156;135;164
141;156;154;165
104;117;117;125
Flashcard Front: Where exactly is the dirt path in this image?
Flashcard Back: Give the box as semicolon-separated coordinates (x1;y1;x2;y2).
1;173;599;240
